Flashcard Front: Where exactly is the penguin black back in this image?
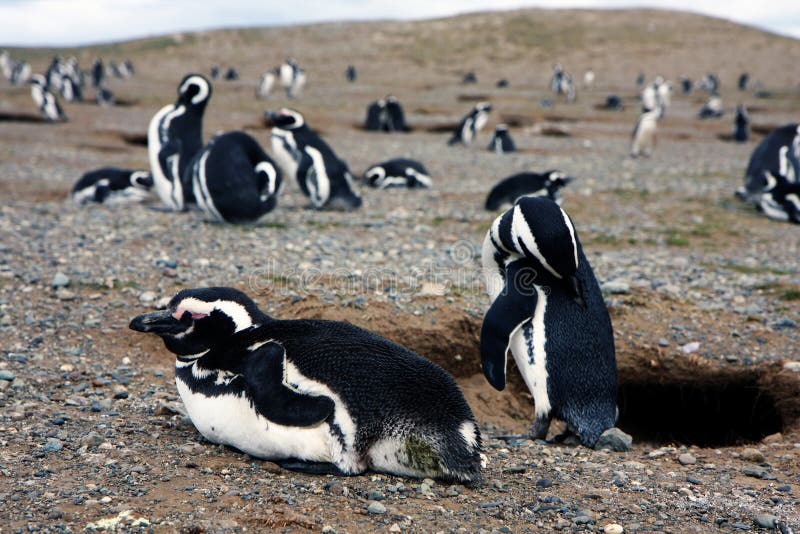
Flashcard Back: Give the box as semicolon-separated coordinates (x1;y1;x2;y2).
189;131;282;224
485;170;572;210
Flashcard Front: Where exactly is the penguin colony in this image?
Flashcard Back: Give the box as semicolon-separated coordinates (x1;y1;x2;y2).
4;35;793;484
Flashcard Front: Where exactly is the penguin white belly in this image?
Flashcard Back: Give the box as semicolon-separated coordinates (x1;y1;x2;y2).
104;188;151;205
147;104;182;210
270;131;299;179
175;377;333;462
509;286;551;417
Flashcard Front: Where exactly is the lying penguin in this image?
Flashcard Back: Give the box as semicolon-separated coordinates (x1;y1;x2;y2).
71;168;153;205
363;158;431;189
484;170;572;210
130;287;482;482
187;131;282;224
480;197;618;448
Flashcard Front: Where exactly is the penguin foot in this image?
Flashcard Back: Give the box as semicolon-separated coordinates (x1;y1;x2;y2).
528;416;552;441
276;460;348;476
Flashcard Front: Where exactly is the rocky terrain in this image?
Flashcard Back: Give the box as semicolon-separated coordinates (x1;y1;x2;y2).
1;8;799;532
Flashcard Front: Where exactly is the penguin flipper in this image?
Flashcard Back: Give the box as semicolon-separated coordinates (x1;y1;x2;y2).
295;150;313;197
276;460;350;476
157;139;182;181
480;259;538;391
94;183;111;203
244;342;335;427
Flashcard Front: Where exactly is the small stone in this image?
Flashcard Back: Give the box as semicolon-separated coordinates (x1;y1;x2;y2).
0;370;14;381
595;427;632;452
51;272;70;287
367;490;384;501
139;291;157;304
773;318;797;329
741;448;765;463
754;514;778;529
602;281;630;294
389;524;401;533
418;281;446;297
367;501;386;514
535;478;553;488
657;338;670;347
113;386;129;399
742;465;768;478
678;453;697;465
782;361;800;373
42;438;63;453
55;288;76;300
82;431;104;449
680;342;700;354
604;524;624;534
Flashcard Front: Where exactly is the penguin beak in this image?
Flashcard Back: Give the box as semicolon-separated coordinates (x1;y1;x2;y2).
263;110;282;127
130;310;187;335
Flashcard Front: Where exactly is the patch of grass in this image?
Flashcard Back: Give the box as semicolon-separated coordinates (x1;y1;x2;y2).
780;289;800;301
610;188;650;200
664;230;689;247
690;225;712;237
431;216;446;226
725;263;789;275
588;233;621;245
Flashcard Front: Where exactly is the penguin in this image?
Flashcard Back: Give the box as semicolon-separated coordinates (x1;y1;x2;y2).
635;72;645;87
583;69;595;89
551;64;564;93
641;82;657;112
697;72;719;94
130;286;482;482
364;97;408;132
736;123;800;223
147;73;212;211
116;60;132;79
698;93;723;119
224;67;239;81
0;50;11;80
733;104;749;143
91;58;104;88
256;70;276;99
364;99;385;131
480;196;618;447
462;72;477;84
210;65;220;79
363;158;431;189
385;96;409;132
551;67;576;102
487;124;516;153
11;61;31;85
71;168;153;205
96;85;115;106
484;170;572;210
123;59;135;76
108;60;123;78
737;72;749;91
447;102;492;146
630;106;661;158
29;75;67;122
603;95;623;111
496;79;509;88
655;79;672;112
187;131;282;224
279;58;305;98
345;65;357;82
267;108;362;210
679;77;692;96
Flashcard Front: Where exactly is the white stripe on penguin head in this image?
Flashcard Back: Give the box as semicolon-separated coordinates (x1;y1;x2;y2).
174;297;254;333
255;161;279;198
558;205;579;271
511;204;561;279
180;75;209;105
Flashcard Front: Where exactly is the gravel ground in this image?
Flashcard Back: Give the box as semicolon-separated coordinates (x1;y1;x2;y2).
1;10;800;532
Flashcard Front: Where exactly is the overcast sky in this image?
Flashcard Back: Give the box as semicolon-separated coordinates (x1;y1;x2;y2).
1;0;799;47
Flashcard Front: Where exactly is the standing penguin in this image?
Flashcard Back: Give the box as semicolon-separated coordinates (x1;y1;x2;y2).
147;73;212;211
487;124;516;153
29;75;67;122
364;96;408;132
187;131;282;224
130;287;482;481
484;170;572;210
96;85;115;106
733;104;749;143
256;70;276;99
736;123;800;223
641;82;658;112
363;158;431;189
345;65;357;82
480;197;618;447
738;73;749;91
91;58;104;88
448;102;492;146
630;106;661;158
679;77;692;96
267;108;361;210
71;168;153;205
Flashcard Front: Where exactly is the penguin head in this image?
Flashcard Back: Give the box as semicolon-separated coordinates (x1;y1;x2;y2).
494;124;508;134
176;74;212;109
29;74;46;87
129;171;154;191
363;165;385;187
265;108;305;130
255;161;281;209
544;170;573;199
130;287;263;356
476;102;493;113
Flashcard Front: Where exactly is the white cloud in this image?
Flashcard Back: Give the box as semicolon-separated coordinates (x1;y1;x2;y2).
0;0;798;46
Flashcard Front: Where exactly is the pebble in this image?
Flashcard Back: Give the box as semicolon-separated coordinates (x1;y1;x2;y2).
678;453;697;465
680;341;700;354
139;291;157;304
51;272;70;287
0;370;15;381
657;338;669;347
602;280;630;294
782;361;800;373
55;288;76;300
741;448;765;463
42;438;63;453
367;490;384;501
604;524;624;534
742;465;768;479
594;427;632;452
772;317;797;329
113;385;130;399
81;431;104;449
535;478;553;488
754;514;778;529
367;501;386;514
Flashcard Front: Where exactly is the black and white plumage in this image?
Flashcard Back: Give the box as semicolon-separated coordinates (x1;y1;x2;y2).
698;94;723;119
147;73;212;211
210;65;220;79
462;72;477;84
480;197;618;447
630;106;661;158
11;61;31;85
71;168;153;205
550;64;576;102
487;124;516;153
256;70;276;99
733;104;749;143
224;67;239;81
364;96;409;132
187;131;282;224
736;123;800;223
267;108;362;210
29;75;67;122
603;95;624;110
96;85;115;106
738;73;749;91
679;77;692;95
91;58;104;88
484;170;572;210
447;102;492;146
279;58;306;99
130;287;482;482
696;72;719;94
363;158;431;189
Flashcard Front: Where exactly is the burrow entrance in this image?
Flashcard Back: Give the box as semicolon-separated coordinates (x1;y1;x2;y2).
275;297;800;447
